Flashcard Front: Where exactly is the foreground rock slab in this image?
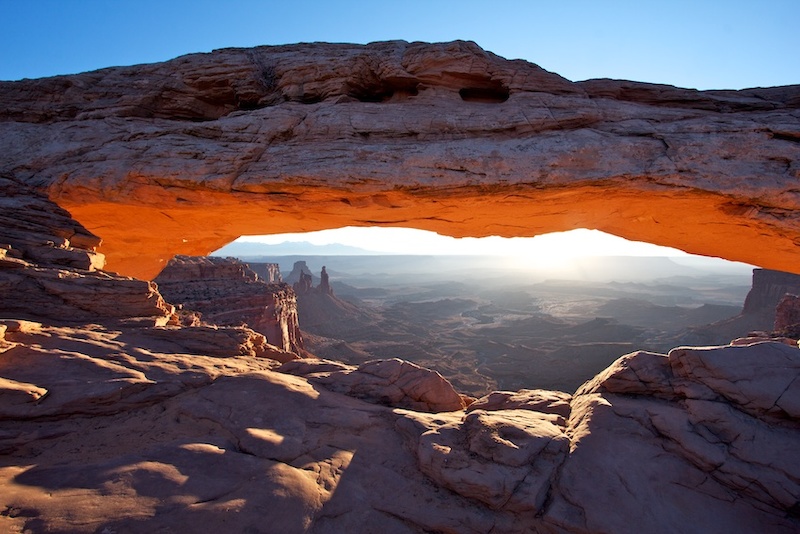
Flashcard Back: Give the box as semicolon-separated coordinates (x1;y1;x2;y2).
1;320;799;533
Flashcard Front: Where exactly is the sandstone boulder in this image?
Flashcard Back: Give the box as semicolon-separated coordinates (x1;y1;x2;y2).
398;408;569;513
280;358;466;412
549;343;800;533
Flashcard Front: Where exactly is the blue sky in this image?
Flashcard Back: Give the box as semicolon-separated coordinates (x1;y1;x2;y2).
2;0;798;89
1;1;794;262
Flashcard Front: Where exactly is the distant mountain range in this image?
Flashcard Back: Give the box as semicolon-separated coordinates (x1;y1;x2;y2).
213;241;380;257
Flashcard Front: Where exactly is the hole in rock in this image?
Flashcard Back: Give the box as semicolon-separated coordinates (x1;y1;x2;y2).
348;81;420;103
459;86;510;103
178;228;760;397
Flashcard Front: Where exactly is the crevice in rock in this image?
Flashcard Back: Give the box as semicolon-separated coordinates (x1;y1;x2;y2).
771;130;800;144
459;85;510;103
347;80;420;103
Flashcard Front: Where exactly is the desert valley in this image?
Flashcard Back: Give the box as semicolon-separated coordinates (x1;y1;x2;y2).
1;40;799;533
215;250;762;396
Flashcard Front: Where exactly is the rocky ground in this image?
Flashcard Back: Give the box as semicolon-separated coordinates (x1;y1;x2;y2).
3;317;799;533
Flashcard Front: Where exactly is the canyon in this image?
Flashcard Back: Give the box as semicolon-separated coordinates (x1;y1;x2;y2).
1;41;799;533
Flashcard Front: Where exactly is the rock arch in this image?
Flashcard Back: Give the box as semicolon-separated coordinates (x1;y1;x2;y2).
1;40;798;279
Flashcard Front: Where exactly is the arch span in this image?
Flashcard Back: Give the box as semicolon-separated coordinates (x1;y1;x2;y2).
1;41;798;279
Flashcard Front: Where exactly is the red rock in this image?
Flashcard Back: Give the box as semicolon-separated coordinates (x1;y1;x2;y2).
0;179;175;324
280;357;466;412
467;389;572;418
154;255;304;356
774;293;800;333
2;40;800;534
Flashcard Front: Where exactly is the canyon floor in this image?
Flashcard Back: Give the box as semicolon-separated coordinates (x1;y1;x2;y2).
257;255;759;396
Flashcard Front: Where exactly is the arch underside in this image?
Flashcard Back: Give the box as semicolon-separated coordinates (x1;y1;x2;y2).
63;182;794;280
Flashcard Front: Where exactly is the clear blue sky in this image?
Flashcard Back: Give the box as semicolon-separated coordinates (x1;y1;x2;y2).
1;0;798;89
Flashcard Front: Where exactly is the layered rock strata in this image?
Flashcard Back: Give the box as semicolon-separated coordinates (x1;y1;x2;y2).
0;41;798;278
154;255;304;356
248;262;282;283
742;268;800;315
0;177;174;323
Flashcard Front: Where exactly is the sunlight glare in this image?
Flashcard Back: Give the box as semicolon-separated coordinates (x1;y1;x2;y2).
235;227;690;259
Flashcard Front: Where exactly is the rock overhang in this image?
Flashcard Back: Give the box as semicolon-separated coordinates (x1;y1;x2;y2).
1;40;798;279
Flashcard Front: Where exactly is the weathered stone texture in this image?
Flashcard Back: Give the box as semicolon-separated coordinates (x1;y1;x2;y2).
0;177;173;323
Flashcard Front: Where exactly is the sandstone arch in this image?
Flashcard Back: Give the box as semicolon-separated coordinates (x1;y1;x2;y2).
1;40;798;279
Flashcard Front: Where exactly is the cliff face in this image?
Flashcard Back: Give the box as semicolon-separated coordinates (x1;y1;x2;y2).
154;255;304;355
248;262;282;283
0;41;798;278
742;268;800;315
0;176;174;323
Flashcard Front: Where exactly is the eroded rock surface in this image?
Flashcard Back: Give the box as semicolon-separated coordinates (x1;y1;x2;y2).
281;357;466;413
1;41;799;277
4;321;798;533
548;343;800;533
0;177;174;323
2;41;800;533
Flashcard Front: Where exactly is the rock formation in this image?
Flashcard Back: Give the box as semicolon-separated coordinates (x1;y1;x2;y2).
743;268;800;315
291;264;379;339
293;271;314;295
154;255;304;356
280;357;468;412
285;260;314;286
3;315;798;532
0;177;174;324
0;41;798;278
684;268;800;345
2;41;800;533
248;261;282;283
318;266;333;295
774;293;800;333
